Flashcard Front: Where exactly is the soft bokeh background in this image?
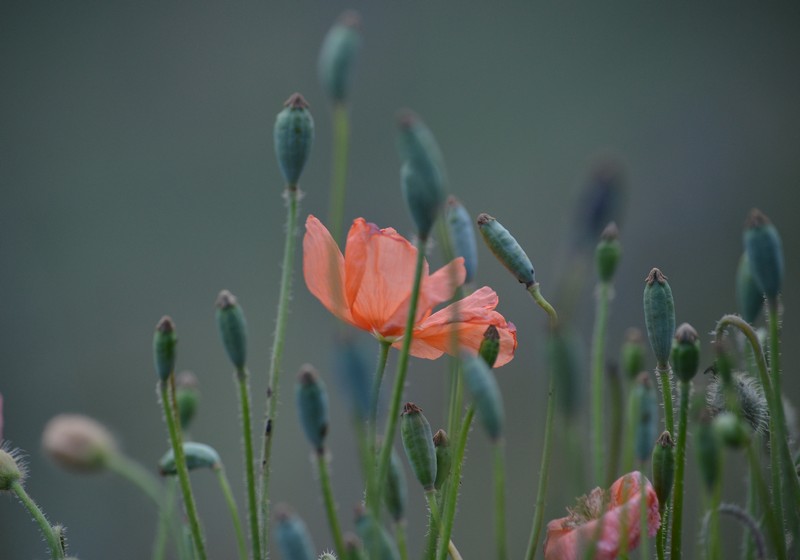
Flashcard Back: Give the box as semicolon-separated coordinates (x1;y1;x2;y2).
2;2;799;558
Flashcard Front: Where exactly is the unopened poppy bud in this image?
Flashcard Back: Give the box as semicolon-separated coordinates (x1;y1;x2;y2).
175;371;200;430
318;11;361;104
153;316;177;382
547;329;584;419
477;213;535;287
384;449;407;523
0;448;24;490
400;403;436;491
159;442;221;475
296;365;329;454
274;93;315;186
446;197;478;284
713;412;750;449
736;254;763;324
743;209;783;304
275;506;317;560
433;429;452;491
651;431;675;512
354;507;400;560
462;355;504;441
706;372;768;435
595;222;621;283
695;406;721;492
671;323;700;383
216;290;248;371
643;268;675;366
479;325;501;368
42;414;117;473
631;373;658;464
333;335;372;422
621;328;646;380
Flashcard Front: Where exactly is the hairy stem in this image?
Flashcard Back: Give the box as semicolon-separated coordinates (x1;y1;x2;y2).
591;281;611;485
215;468;248;560
236;368;261;560
317;451;346;559
10;481;63;559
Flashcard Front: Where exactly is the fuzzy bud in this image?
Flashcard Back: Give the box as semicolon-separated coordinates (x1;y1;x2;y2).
462;355;505;441
671;323;700;383
42;414;117;473
318;11;361;104
0;448;24;490
275;506;317;560
713;412;750;449
216;290;248;370
274;93;314;186
433;429;452;491
643;268;675;366
446;196;478;284
153;316;177;382
159;442;221;475
296;365;329;454
595;222;621;283
477;213;535;287
651;431;675;513
706;372;768;436
400;403;437;491
743;209;783;304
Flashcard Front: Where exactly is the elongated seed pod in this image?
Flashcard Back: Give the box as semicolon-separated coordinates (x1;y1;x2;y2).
671;323;700;383
159;442;221;475
595;222;621;283
333;335;372;422
355;508;400;560
175;371;200;430
462;355;504;441
153;316;177;382
216;290;248;370
446;196;478;284
652;431;675;511
643;268;675;366
384;449;407;522
477;213;535;287
274;93;314;186
479;325;501;368
433;429;452;491
318;11;361;104
736;253;763;324
296;365;329;454
275;507;317;560
621;328;646;380
400;403;437;490
743;209;783;303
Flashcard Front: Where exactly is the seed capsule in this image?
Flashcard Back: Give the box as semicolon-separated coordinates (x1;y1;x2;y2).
384;449;407;523
433;429;452;491
175;371;200;430
275;507;317;560
736;253;763;324
477;214;535;287
400;403;437;490
743;209;783;304
274;93;315;186
318;11;361;104
621;328;646;380
462;355;504;441
643;268;675;366
159;442;221;475
216;290;248;370
296;365;329;454
446;196;478;284
355;507;400;560
595;222;621;283
671;323;700;384
153;316;177;382
651;431;675;512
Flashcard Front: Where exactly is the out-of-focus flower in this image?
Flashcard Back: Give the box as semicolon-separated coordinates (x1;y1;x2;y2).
42;414;118;473
544;471;660;560
303;215;517;366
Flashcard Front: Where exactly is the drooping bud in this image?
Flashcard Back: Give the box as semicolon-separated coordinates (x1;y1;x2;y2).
275;506;317;560
0;448;24;490
42;414;118;473
333;335;372;422
743;209;783;304
631;373;658;464
736;254;763;324
354;506;400;560
713;412;750;449
621;328;646;380
651;431;675;513
274;93;315;186
462;355;505;441
595;222;621;283
706;372;768;435
318;11;361;104
477;213;535;287
643;268;675;366
153;316;177;382
175;371;200;430
694;404;722;492
547;329;584;419
478;325;501;368
433;429;452;491
216;290;247;371
400;403;436;491
384;449;407;523
446;196;478;284
296;365;329;454
671;323;700;383
159;442;221;475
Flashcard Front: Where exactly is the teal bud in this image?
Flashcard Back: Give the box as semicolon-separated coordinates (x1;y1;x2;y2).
159;442;221;475
743;209;783;304
318;11;361;104
354;507;400;560
643;268;675;366
713;411;750;449
296;365;329;454
153;316;177;382
215;290;247;370
695;406;722;492
400;403;437;490
547;329;584;419
274;93;314;186
631;373;658;464
736;253;763;324
595;222;621;283
478;325;501;368
333;335;372;422
433;429;452;491
621;328;646;380
651;431;675;512
671;323;700;383
0;448;24;491
175;371;200;430
477;213;535;287
275;507;317;560
462;355;505;441
446;196;478;284
384;449;407;523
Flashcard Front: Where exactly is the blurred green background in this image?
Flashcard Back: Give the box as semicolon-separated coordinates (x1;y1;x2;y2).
2;2;800;558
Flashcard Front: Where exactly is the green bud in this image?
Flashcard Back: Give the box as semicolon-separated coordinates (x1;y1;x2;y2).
318;11;361;104
643;268;675;366
296;365;329;454
384;449;407;523
736;253;763;324
706;372;768;436
433;429;452;491
159;442;221;475
333;335;372;422
275;507;317;560
42;414;118;473
695;405;722;492
621;328;646;380
743;209;783;304
153;316;177;382
671;323;700;383
547;329;584;419
651;431;675;513
400;403;436;490
477;213;535;287
0;448;24;490
713;411;750;449
478;325;501;368
175;371;200;430
274;93;314;186
631;373;658;463
595;222;621;283
216;290;247;370
446;196;478;284
462;355;505;441
354;507;400;560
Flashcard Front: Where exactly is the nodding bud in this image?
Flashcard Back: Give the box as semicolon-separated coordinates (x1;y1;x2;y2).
384;449;407;523
275;506;317;560
713;412;750;449
159;442;221;475
621;328;646;380
643;268;675;367
216;290;248;371
446;197;478;284
706;372;768;436
333;335;372;422
42;414;117;473
671;323;700;383
397;111;446;240
296;365;329;454
630;373;658;464
477;213;535;287
695;405;722;492
651;431;675;513
400;403;437;491
433;429;452;491
354;507;401;560
175;371;200;430
479;325;501;368
736;254;764;324
743;209;783;304
153;316;177;382
462;355;505;442
547;329;584;420
274;93;314;186
318;10;361;103
0;448;24;490
595;222;621;283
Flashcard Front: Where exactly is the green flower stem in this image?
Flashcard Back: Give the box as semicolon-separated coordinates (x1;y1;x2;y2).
494;441;508;560
10;480;63;559
606;367;624;488
152;478;179;560
317;451;346;559
369;243;427;514
707;476;723;560
655;363;675;434
424;491;441;560
328;102;350;244
160;380;207;560
425;489;442;539
396;522;409;560
259;184;300;557
743;443;759;560
369;340;392;440
214;467;248;560
235;367;261;560
670;381;690;560
106;452;163;507
746;441;785;560
591;281;611;485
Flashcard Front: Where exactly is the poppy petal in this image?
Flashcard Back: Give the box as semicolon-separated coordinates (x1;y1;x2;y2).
303;215;352;324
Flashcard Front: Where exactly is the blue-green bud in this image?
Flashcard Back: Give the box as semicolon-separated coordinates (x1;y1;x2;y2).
385;449;407;523
736;253;763;324
477;213;535;287
478;325;501;369
274;93;314;186
153;316;177;382
355;507;400;560
621;328;646;380
713;411;750;449
275;507;317;560
595;222;621;283
159;442;221;475
216;290;247;370
446;196;478;284
547;329;584;419
333;335;372;422
643;268;675;366
433;429;452;491
462;355;504;441
631;373;658;464
671;323;700;383
400;403;436;490
318;11;361;104
743;209;783;304
175;371;200;430
572;159;627;250
651;431;675;513
296;365;329;454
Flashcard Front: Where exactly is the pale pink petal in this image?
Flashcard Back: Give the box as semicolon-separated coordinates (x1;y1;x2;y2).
303;215;352;324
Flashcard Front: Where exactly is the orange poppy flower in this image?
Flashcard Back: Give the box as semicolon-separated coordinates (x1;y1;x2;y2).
544;471;660;560
303;215;517;366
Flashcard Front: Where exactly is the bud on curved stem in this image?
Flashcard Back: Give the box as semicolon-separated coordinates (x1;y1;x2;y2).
477;213;535;287
671;323;700;384
296;365;330;454
216;290;248;371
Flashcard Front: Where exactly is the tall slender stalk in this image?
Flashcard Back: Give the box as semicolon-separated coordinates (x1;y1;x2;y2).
10;481;63;559
369;340;392;440
106;452;163;507
152;478;179;560
746;442;785;560
396;522;409;560
437;406;475;560
215;467;248;560
494;442;508;560
655;363;675;434
591;281;611;485
317;452;346;559
328;103;350;244
670;381;690;560
236;367;261;560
